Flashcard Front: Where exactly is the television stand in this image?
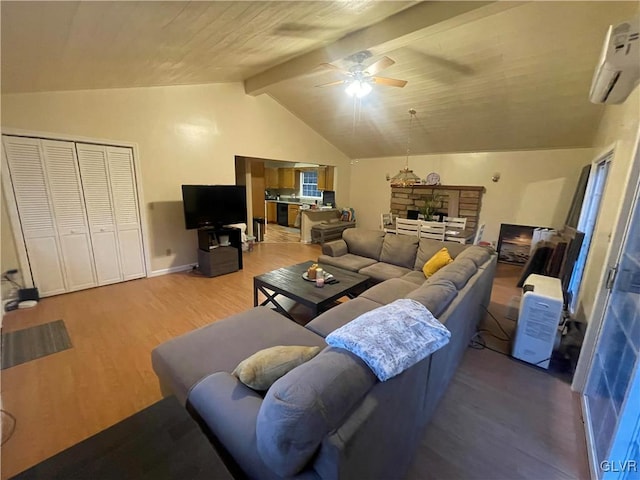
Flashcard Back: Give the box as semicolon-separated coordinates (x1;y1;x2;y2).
197;227;243;277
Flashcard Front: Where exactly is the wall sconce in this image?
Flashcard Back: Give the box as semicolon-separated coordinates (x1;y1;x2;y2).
386;173;391;181
492;172;501;183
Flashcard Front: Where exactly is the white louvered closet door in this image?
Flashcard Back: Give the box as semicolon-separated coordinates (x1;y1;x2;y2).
41;140;97;291
106;147;145;280
2;136;67;296
76;143;123;285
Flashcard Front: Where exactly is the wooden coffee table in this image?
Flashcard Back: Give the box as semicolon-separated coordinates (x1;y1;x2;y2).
253;261;370;320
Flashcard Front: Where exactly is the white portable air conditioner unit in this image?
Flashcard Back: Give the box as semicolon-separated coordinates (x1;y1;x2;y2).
512;274;563;369
589;17;640;104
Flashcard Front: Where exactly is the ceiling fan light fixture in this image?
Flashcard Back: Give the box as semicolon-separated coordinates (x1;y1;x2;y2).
345;79;372;98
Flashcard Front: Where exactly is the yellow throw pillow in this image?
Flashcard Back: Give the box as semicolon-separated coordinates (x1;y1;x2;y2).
232;345;322;391
423;247;453;278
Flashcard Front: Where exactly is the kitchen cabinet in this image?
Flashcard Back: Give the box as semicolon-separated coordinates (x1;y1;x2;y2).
267;202;277;223
279;168;296;189
265;167;279;189
251;160;265;216
288;204;300;227
317;166;334;191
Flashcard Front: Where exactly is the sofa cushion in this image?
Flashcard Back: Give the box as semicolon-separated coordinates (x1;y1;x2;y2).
405;279;458;317
359;262;413;283
151;306;327;404
360;278;419;305
232;345;322;391
422;247;453;278
455;245;492;267
318;253;377;272
414;239;468;270
343;228;386;260
256;348;376;477
379;234;419;269
188;372;269;480
428;258;477;290
306;297;382;337
321;239;348;257
402;270;428;285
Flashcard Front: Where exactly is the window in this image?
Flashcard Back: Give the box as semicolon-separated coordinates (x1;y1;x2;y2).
300;171;321;198
567;153;611;313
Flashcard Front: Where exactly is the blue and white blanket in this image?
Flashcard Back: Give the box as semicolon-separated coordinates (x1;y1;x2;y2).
326;299;450;381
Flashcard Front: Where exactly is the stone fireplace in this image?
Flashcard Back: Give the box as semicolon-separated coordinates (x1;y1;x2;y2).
390;185;485;230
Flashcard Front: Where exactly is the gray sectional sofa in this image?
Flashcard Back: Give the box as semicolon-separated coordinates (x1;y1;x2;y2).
152;228;497;480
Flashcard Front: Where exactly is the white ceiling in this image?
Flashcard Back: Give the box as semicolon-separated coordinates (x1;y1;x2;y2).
2;1;639;158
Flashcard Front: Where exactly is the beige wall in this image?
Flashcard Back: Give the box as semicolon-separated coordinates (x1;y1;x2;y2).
349;148;594;244
1;198;22;298
574;87;640;323
1;83;351;272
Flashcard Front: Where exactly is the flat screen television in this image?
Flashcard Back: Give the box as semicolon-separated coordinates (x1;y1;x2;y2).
181;185;247;229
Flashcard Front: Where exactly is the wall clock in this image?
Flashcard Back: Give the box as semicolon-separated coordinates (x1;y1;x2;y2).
426;172;441;185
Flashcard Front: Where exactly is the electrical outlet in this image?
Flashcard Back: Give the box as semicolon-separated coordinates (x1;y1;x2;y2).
165;248;172;256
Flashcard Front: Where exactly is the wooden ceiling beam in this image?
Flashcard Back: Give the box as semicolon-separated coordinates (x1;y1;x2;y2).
244;1;518;96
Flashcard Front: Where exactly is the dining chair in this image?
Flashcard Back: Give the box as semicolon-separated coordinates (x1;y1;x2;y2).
474;223;486;245
396;218;421;236
381;213;397;233
419;220;446;241
444;216;467;230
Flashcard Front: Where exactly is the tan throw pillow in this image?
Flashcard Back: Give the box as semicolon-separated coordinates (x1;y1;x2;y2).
232;345;322;391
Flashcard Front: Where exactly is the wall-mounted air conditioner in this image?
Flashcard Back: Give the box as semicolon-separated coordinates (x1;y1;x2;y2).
589;17;639;104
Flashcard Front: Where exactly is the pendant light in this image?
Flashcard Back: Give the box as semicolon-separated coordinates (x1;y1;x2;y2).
390;108;421;187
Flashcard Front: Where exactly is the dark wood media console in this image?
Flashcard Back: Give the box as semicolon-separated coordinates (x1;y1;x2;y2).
197;227;243;277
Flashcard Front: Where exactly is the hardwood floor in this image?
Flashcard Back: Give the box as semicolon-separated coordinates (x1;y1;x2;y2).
408;348;589;480
0;249;588;479
263;223;301;243
407;262;588;479
0;242;320;479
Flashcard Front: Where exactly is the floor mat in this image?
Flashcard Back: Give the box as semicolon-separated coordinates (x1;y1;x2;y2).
1;320;72;369
10;396;233;480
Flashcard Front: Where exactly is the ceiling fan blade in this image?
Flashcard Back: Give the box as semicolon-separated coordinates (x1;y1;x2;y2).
364;56;395;76
273;23;338;38
403;47;475;76
315;79;347;88
317;63;350;75
372;76;407;88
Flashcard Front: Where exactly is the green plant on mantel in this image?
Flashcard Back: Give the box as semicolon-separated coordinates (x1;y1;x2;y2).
420;191;443;220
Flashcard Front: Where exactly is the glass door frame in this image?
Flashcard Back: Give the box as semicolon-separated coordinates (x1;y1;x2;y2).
574;133;640;394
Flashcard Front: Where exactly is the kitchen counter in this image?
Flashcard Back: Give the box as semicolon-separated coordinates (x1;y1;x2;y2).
299;208;341;243
265;199;310;206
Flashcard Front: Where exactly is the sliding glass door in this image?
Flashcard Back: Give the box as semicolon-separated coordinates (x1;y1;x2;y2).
583;177;639;479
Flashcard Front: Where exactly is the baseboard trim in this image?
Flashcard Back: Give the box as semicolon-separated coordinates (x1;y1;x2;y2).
149;263;197;277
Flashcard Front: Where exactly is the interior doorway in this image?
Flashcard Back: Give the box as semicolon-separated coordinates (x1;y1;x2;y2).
234;156;336;244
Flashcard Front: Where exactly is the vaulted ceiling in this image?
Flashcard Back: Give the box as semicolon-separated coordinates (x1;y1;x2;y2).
2;1;638;158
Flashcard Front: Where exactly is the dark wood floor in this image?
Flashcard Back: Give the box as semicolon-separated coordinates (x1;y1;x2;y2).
409;349;588;480
0;246;588;479
406;262;589;480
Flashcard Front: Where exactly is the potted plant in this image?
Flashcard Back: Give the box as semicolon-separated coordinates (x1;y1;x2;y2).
420;191;443;221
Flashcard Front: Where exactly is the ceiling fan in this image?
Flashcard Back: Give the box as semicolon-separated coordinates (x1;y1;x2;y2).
315;51;407;97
